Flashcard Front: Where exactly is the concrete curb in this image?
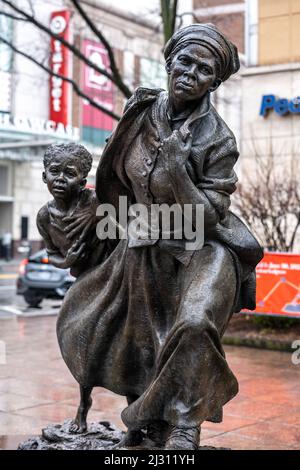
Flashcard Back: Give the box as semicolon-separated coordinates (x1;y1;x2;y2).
223;334;292;352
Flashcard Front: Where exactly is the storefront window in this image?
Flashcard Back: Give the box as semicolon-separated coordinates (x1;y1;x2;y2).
140;57;167;89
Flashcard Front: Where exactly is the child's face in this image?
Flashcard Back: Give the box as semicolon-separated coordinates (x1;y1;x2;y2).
43;154;86;201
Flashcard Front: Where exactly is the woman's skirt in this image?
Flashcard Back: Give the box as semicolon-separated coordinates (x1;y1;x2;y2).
57;238;239;427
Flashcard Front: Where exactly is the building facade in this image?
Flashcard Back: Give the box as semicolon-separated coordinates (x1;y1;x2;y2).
242;0;300;167
1;0;298;256
192;0;300;175
0;0;168;256
241;0;300;250
193;0;300;251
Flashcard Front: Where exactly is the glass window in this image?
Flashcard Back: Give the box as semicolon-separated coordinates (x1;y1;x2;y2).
0;165;9;196
140;58;167;89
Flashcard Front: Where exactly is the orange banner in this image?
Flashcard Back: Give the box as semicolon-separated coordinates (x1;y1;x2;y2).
244;252;300;318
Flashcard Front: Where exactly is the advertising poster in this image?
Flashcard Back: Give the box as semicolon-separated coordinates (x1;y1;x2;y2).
244;252;300;318
81;39;115;145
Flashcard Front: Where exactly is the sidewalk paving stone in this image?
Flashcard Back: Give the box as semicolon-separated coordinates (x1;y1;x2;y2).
0;315;300;450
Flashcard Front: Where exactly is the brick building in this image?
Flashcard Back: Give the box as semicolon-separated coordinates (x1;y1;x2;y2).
193;0;245;54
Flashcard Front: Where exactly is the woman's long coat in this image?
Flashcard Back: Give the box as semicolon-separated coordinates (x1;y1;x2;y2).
96;87;263;312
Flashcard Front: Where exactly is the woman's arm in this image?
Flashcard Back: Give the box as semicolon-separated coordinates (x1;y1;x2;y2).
161;130;238;232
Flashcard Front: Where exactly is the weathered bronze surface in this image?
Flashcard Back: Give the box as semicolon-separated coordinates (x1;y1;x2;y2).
36;24;263;450
18;420;229;450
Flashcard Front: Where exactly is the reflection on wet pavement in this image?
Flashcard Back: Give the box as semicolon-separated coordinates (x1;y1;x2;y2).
0;315;299;450
0;299;61;318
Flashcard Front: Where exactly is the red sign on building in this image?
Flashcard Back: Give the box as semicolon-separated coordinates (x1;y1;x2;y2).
244;252;300;318
49;10;71;126
81;39;115;136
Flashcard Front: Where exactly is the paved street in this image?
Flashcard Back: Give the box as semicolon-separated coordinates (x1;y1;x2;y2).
0;261;20;313
0;261;300;450
0;260;61;318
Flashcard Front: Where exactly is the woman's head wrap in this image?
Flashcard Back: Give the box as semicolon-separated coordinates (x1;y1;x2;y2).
164;23;240;82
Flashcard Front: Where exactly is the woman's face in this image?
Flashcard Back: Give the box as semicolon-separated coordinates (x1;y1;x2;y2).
168;43;220;105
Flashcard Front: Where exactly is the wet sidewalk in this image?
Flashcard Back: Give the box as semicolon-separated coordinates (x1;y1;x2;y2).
0;315;299;450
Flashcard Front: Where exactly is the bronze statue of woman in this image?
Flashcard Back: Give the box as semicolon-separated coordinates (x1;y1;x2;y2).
56;24;263;450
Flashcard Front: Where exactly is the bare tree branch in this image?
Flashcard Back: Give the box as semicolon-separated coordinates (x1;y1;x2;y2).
0;10;27;21
70;0;132;99
234;141;300;252
27;0;35;18
177;11;200;30
1;0;132;97
0;34;121;121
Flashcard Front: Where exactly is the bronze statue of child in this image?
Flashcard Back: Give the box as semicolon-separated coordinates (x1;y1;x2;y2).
37;142;105;279
37;142;111;432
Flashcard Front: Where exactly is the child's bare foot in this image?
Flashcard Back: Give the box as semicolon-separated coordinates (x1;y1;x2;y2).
69;410;88;434
69;385;93;434
70;406;88;434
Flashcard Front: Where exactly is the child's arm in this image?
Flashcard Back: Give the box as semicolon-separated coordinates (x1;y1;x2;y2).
62;191;100;242
48;244;86;269
53;239;86;269
37;206;85;269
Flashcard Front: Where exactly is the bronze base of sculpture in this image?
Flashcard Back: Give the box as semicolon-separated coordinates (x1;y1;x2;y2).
18;420;229;451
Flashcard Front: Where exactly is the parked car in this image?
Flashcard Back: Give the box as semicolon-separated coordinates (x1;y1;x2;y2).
16;249;75;307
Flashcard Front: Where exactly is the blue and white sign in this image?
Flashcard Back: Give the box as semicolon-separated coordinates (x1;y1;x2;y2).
260;94;300;117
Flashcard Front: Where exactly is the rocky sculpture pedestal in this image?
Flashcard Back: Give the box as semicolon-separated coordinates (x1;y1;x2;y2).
18;420;125;450
18;420;229;450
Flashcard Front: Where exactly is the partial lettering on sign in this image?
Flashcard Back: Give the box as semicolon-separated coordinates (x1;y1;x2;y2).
0;112;79;140
260;94;300;117
49;11;71;126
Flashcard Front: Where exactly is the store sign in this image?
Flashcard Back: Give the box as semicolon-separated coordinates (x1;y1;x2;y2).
260;94;300;117
49;10;71;126
0;15;13;113
81;39;114;131
0;112;79;139
243;252;300;318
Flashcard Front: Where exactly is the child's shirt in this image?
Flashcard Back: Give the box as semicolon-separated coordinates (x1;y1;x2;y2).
37;188;106;276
